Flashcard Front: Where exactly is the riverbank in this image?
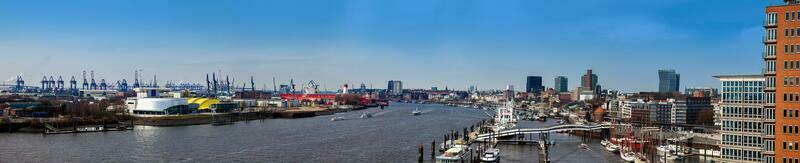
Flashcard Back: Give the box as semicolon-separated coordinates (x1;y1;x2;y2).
1;105;376;133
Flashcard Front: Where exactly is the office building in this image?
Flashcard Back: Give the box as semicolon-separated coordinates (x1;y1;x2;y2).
670;96;712;126
555;76;568;93
581;69;598;91
526;76;543;94
659;69;680;93
715;75;765;162
387;80;403;95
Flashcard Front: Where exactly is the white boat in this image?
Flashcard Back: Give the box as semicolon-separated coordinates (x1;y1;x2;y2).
620;151;637;162
330;117;344;121
600;139;610;146
657;145;683;162
436;146;471;163
579;143;589;149
479;148;500;162
605;143;619;152
412;108;422;115
360;112;372;119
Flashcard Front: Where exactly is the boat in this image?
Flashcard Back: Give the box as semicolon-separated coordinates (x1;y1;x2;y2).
620;150;637;162
657;145;683;162
537;112;547;122
492;101;517;132
360;112;372;119
435;146;471;163
579;143;589;149
605;143;619;152
330;117;344;121
412;108;422;115
600;139;610;146
479;148;500;162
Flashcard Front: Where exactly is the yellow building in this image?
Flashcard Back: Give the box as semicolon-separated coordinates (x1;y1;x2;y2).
187;98;221;111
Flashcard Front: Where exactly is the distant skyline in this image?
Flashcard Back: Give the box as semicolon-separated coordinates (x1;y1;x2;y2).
0;0;783;92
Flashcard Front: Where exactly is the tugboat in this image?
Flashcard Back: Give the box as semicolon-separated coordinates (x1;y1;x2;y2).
412;108;422;115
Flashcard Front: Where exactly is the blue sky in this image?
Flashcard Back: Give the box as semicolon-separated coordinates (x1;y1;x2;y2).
0;0;783;92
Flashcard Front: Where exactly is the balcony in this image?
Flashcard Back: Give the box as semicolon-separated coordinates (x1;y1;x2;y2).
764;36;777;44
765;52;777;59
764;68;776;75
765;20;778;28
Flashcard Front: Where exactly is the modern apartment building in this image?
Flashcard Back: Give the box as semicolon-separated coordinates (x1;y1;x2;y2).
765;2;800;162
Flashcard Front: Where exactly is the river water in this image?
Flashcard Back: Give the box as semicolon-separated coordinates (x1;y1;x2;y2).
0;103;623;162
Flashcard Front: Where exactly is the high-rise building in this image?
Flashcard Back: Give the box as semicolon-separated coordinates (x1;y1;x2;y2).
555;76;568;93
581;69;598;91
715;75;765;163
659;69;681;93
526;76;543;94
387;80;403;95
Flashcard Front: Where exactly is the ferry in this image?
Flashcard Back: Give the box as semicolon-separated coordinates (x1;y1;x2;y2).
479;148;500;162
436;146;471;163
493;101;517;131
